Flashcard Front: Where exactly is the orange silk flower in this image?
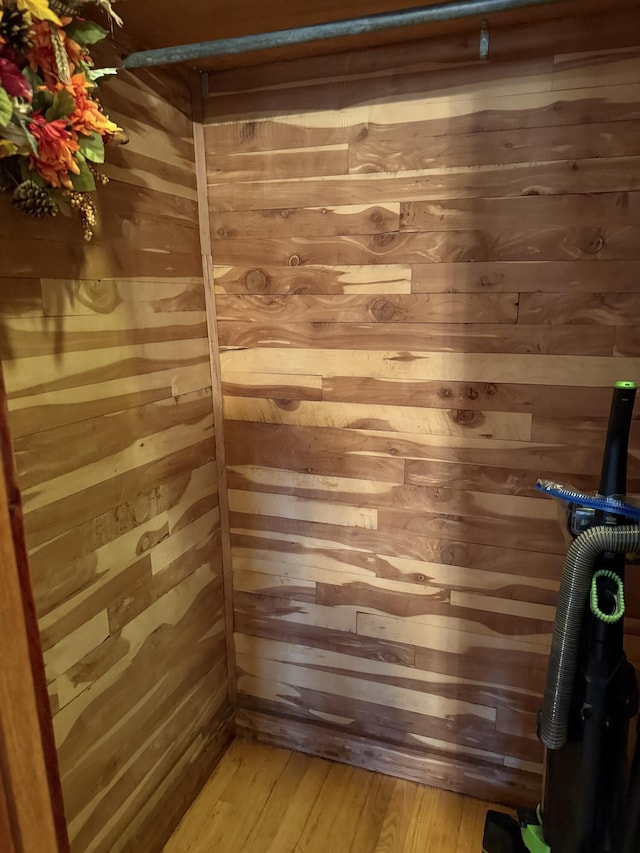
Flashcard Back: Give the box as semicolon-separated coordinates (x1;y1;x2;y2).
29;112;80;189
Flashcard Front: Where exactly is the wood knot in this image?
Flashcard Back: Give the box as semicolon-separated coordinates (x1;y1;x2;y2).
357;124;369;141
449;409;484;427
373;232;395;248
484;383;498;397
479;275;493;288
583;230;605;255
289;255;301;267
369;298;396;321
439;386;453;399
465;386;480;401
280;209;290;218
245;268;270;293
275;399;300;411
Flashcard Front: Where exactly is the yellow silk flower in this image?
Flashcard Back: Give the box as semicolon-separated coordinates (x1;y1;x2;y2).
16;0;62;26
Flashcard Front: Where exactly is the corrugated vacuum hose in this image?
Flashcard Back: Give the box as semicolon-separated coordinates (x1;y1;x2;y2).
540;525;640;750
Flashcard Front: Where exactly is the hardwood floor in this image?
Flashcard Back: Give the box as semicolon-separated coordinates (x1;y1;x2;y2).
164;738;510;852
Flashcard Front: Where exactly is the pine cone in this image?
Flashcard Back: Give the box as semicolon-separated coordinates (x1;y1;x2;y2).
0;7;34;53
12;181;59;218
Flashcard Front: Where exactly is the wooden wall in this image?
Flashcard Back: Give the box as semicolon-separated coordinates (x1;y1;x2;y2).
204;8;640;806
0;66;232;851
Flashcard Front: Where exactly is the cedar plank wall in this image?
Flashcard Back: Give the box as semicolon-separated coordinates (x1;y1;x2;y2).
204;9;640;806
0;65;231;852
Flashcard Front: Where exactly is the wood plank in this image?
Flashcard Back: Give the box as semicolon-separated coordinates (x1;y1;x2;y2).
0;312;207;362
224;396;532;440
39;278;205;318
206;144;349;181
216;293;519;324
223;372;323;401
402;193;640;232
213;263;412;294
218;320;615;355
220;347;640;387
212;204;401;239
376;505;563;555
296;762;375;853
321;379;617;417
226;419;406;483
351;120;640;173
228;488;377;530
411;259;640;293
520;291;640;325
212;226;640;266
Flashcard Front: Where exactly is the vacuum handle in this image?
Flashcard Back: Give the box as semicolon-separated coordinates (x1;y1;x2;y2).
599;381;637;499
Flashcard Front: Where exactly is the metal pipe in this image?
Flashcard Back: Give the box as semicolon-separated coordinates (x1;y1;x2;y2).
122;0;565;69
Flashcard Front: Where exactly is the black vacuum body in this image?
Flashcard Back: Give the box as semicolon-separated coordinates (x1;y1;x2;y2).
543;382;638;852
483;382;640;853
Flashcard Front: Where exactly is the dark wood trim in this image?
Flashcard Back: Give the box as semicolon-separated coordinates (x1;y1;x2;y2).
0;359;69;853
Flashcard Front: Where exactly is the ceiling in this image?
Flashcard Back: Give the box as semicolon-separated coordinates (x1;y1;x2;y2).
116;0;637;71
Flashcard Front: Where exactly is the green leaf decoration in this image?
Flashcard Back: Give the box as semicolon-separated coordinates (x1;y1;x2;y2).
16;118;39;157
0;88;12;129
70;154;96;192
55;194;73;217
79;131;105;164
2;119;35;156
20;160;46;187
65;20;108;46
32;88;54;114
22;67;44;92
45;88;76;122
87;67;118;84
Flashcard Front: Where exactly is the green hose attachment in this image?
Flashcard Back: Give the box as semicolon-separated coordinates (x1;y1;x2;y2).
590;569;625;623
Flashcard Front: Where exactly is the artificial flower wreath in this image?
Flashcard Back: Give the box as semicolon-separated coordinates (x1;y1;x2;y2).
0;0;124;240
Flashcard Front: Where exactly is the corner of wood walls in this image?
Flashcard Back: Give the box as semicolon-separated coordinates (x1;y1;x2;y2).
190;70;237;706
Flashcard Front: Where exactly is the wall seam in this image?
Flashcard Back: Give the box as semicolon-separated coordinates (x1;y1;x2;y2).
190;71;238;707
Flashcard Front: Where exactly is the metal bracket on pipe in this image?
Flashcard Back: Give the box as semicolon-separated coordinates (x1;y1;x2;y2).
479;19;489;59
122;0;567;69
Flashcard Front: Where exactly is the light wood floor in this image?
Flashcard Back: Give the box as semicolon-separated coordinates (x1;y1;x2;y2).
164;738;508;852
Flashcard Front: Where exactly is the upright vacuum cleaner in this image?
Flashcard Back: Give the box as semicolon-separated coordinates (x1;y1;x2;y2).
483;381;640;853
